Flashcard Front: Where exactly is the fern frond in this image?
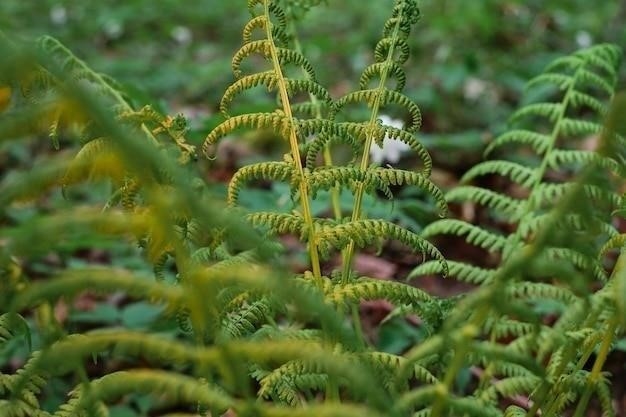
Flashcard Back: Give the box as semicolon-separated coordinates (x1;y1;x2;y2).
363;351;438;385
546;149;625;176
410;260;495;285
10;268;184;312
59;370;233;415
529;183;620;210
568;90;606;113
204;112;290;150
316;219;447;275
231;40;316;80
558;118;602;136
480;375;541;403
359;62;407;92
517;213;618;241
0;313;30;351
445;186;521;218
600;234;626;256
228;161;296;206
61;137;126;186
484;130;551;156
421;219;507;253
298;119;432;174
331;89;422;134
326;277;432;307
461;160;536;188
220;298;273;340
220;71;331;118
304;132;362;170
307;166;393;199
307;166;446;211
542;247;608;282
247;211;306;238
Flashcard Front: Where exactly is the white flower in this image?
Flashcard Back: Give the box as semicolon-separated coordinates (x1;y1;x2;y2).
50;6;67;25
104;20;123;39
576;31;592;48
463;77;487;101
171;26;193;45
369;115;410;165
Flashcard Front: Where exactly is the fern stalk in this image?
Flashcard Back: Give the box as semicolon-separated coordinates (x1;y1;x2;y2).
500;69;580;266
264;0;322;277
570;253;626;417
571;316;618;417
340;1;409;283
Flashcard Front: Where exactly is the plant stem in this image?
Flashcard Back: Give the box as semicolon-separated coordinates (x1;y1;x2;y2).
570;250;626;417
265;0;321;278
340;3;405;284
571;316;618;417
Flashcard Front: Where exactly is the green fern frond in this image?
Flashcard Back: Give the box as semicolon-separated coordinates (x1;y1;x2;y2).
248;211;306;237
525;72;573;90
242;14;288;45
204;112;291;150
445;186;522;218
368;351;437;383
510;102;563;124
307;166;393;199
61;137;126;186
59;370;233;415
220;71;331;118
542;247;607;282
228;161;296;206
485;317;540;339
480;375;541;403
558;118;603;136
410;260;495;285
35;35;131;110
331;89;422;134
231;40;316;80
298;119;432;174
316;219;447;275
528;183;620;210
421;219;507;253
359;62;407;92
600;234;626;256
546;149;625;175
568;90;606;113
220;298;273;340
326;277;432;307
469;341;544;376
10;268;184;313
304;132;362;170
517;213;618;241
307;166;446;208
484;130;551;156
461;160;537;188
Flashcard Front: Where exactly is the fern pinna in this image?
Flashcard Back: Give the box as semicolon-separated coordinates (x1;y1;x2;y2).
410;44;625;416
